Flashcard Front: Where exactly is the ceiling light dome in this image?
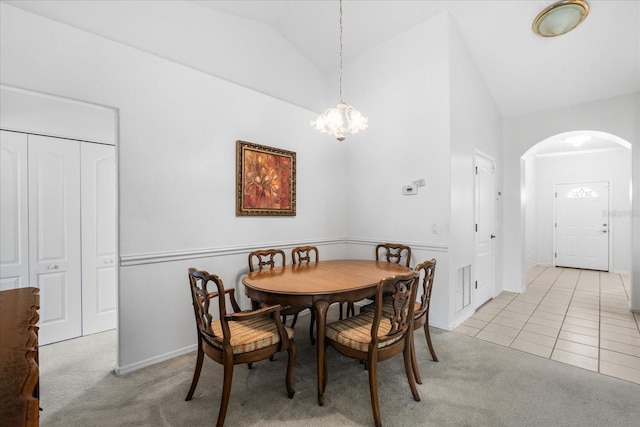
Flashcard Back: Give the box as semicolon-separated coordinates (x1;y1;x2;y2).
533;0;589;37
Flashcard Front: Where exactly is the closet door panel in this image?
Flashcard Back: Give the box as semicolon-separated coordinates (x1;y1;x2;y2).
0;131;29;291
28;134;82;345
81;143;117;334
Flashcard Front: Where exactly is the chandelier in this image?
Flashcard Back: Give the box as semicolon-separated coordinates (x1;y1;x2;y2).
310;0;368;141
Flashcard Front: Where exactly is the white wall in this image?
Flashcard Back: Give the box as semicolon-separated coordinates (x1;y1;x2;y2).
634;117;640;311
5;0;330;112
533;149;632;273
523;157;537;271
343;13;502;329
449;15;503;321
342;13;452;329
344;14;451;246
0;3;347;372
0;86;117;145
503;93;640;309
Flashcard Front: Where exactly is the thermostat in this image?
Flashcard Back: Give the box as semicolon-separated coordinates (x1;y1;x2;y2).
403;185;418;195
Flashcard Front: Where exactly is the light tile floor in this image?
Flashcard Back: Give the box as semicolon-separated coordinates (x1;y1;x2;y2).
454;266;640;385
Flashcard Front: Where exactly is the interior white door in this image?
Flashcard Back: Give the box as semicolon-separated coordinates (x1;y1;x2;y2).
0;131;30;290
555;182;609;271
81;143;117;335
28;134;82;345
474;154;496;309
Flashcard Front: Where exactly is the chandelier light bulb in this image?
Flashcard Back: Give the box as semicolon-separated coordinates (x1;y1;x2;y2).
311;0;368;141
310;102;369;142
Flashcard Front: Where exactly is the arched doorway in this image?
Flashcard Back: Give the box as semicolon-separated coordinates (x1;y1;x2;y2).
521;130;632;277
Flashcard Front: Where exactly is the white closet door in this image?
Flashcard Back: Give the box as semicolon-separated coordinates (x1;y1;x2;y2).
0;131;29;290
81;143;117;335
474;154;496;309
28;134;82;345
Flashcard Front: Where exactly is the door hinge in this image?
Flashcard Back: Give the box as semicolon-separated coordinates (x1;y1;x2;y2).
555;222;557;228
475;166;478;174
555;192;558;198
475;224;478;232
475;280;478;289
554;252;557;258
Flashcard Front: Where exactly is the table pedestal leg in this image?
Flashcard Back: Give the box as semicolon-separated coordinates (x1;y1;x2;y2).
314;300;329;406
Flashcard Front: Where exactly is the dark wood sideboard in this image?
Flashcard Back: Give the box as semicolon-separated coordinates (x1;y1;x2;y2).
0;287;40;427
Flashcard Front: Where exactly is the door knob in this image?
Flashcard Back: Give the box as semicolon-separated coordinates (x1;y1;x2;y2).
490;234;496;239
47;264;59;269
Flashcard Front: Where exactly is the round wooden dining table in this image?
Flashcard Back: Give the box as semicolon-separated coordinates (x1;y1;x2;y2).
242;259;410;406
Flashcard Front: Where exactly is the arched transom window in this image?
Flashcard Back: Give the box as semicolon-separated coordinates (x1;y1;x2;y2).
567;187;598;198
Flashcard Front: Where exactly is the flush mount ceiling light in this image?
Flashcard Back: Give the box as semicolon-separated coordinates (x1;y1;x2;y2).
533;0;589;37
310;0;368;141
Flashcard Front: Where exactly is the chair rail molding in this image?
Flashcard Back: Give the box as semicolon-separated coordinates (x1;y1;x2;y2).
346;238;449;253
120;238;448;267
119;237;346;266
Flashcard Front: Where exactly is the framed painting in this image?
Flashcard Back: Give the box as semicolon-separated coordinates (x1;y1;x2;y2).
236;140;296;216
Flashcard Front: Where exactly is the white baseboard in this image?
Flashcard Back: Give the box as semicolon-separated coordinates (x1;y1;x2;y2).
429;320;453;331
114;344;196;375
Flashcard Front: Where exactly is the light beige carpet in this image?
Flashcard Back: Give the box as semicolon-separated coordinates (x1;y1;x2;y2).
39;310;640;426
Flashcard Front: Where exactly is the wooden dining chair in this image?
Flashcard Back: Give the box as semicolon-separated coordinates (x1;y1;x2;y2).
375;243;412;268
185;268;296;427
248;248;286;272
356;243;413;319
324;271;420;427
247;249;287;361
360;258;439;383
291;245;318;266
410;258;438;383
290;246;318;343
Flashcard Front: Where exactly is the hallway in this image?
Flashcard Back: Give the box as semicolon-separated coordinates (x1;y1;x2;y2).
455;266;640;384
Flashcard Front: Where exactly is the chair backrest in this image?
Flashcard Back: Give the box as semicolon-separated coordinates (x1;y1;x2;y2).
370;271;419;348
248;249;286;272
291;246;319;264
375;243;412;268
413;259;437;320
188;268;234;346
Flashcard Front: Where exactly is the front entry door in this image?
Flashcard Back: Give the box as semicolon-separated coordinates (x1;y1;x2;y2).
555;182;609;271
474;153;496;309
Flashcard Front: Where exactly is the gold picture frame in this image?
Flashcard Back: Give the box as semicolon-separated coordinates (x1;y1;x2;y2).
236;140;296;216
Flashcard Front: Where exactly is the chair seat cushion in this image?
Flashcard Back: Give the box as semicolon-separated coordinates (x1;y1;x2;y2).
325;311;403;352
211;317;294;354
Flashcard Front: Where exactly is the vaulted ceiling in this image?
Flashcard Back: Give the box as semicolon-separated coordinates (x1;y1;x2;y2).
5;0;639;124
192;0;639;118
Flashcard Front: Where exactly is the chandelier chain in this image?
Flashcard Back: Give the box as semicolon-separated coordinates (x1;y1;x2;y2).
339;0;344;103
309;0;367;141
